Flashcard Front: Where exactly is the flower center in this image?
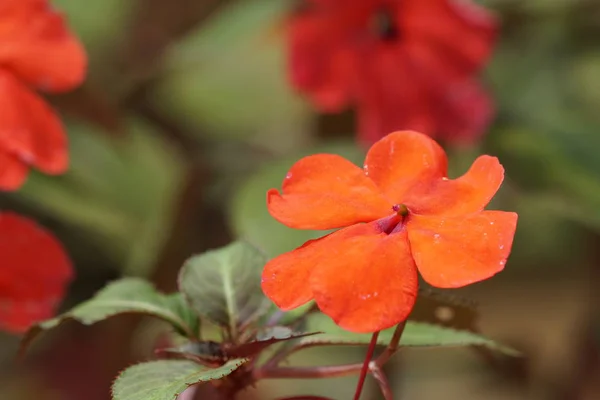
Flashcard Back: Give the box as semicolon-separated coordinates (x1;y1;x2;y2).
392;203;409;217
376;204;409;234
371;7;399;41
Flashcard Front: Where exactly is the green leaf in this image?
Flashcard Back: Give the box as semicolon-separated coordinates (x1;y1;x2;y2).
20;279;200;356
156;341;226;366
300;313;519;356
178;241;269;336
111;359;247;400
152;0;310;152
18;119;184;277
228;327;318;358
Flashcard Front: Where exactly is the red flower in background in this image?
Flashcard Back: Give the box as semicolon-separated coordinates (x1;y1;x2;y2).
262;131;517;333
0;213;73;333
0;0;87;190
287;0;497;145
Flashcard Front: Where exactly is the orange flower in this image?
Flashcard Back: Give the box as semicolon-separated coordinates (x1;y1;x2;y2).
262;131;517;333
0;0;87;190
0;212;73;333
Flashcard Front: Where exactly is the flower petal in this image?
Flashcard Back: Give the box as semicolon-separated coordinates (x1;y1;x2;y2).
363;131;448;203
262;225;366;311
0;0;87;92
309;224;418;333
0;212;73;333
407;211;518;288
267;154;390;230
432;79;494;143
354;48;435;145
0;151;28;191
287;7;351;111
0;70;68;174
409;155;504;216
400;0;497;77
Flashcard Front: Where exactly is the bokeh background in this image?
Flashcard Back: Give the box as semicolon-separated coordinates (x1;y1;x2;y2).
2;0;600;399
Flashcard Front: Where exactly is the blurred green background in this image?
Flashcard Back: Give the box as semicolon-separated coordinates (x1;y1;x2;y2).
1;0;599;399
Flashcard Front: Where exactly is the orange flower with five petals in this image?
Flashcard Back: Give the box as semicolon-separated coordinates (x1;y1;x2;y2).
261;131;517;333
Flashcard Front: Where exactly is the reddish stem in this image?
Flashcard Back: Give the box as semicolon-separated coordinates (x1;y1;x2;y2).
353;331;379;400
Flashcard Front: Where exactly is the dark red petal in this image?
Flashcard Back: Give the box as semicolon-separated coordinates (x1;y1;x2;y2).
400;0;497;78
0;150;28;191
0;212;73;333
287;7;351;111
354;46;436;145
363;131;448;204
0;0;87;92
432;79;495;143
267;154;389;230
0;70;68;174
407;155;504;216
310;224;418;333
407;211;518;288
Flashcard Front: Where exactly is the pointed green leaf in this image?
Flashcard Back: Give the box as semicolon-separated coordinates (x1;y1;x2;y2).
178;241;269;336
227;327;318;358
156;341;225;366
111;359;247;400
21;279;200;356
301;313;519;356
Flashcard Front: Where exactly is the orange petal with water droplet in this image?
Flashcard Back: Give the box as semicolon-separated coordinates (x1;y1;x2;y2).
267;154;389;230
407;211;518;288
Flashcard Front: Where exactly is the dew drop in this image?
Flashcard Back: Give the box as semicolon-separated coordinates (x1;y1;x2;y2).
490;221;495;225
499;245;505;250
285;172;293;179
441;177;449;181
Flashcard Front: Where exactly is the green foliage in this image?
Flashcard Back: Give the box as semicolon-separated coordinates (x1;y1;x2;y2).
20;279;200;355
302;314;519;356
178;241;270;336
18;119;184;276
111;359;247;400
152;0;310;151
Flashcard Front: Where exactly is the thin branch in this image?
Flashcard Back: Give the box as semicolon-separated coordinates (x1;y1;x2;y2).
353;331;379;400
371;366;393;400
376;320;407;366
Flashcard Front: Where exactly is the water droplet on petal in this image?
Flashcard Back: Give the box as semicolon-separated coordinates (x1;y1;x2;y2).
490;221;495;225
285;172;293;179
499;245;504;250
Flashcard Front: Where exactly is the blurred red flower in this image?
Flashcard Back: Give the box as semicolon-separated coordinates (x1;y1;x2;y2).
0;212;73;333
262;131;517;333
0;0;87;190
287;0;497;145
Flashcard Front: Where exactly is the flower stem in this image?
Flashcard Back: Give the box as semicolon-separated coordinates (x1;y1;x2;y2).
353;331;379;400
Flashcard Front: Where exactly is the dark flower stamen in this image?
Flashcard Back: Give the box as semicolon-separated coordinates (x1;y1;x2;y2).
372;8;399;41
